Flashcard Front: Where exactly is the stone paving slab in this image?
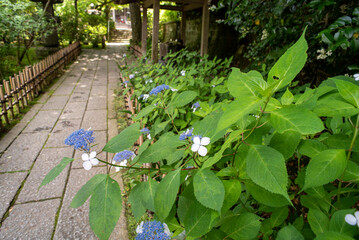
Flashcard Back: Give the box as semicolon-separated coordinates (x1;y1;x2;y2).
52;84;77;96
42;95;70;110
54;167;106;240
0;172;28;218
19;104;43;124
0;122;27;154
82;109;107;131
87;95;107;110
70;91;90;102
0;132;48;172
91;85;107;96
0;199;61;240
59;101;87;120
23;110;61;133
17;147;74;203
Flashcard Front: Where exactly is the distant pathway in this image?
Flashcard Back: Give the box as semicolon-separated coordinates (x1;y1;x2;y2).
0;47;129;239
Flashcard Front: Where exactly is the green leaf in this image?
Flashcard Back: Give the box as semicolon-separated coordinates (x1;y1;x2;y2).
169;90;198;108
329;209;357;237
313;95;359;117
103;122;141;153
276;225;304;240
89;176;122;240
324;134;359;152
269;130;301;160
343;161;359;182
128;182;146;221
303;149;347;190
298;139;328;158
220;213;261;240
270;207;288;228
307;209;329;236
267;29;308;92
141;178;159;211
133;104;156;121
138;132;185;163
218;96;264;131
39;157;74;189
314;232;354;240
281;88;294;105
193;168;225;212
154;169;181;220
246;180;290;207
246;145;291;203
155;120;170;135
221;179;241;214
217;167;237;177
335;79;359;107
228;68;267;98
70;174;107;208
270;106;324;135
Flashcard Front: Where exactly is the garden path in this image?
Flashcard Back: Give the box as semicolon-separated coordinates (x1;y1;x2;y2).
0;47;129;239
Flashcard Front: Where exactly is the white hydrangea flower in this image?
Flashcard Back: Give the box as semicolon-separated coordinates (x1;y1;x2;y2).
181;70;186;76
191;136;210;156
145;79;153;84
136;221;144;234
112;159;128;172
354;73;359;81
163;223;173;237
170;87;178;92
345;211;359;227
82;151;99;170
147;133;151;140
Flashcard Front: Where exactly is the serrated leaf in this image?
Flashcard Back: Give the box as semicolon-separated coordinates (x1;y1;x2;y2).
335;79;359;107
303;149;347;190
193;168;225;211
228;68;267;98
103;122;141;153
89;176;122;240
221;179;241;214
343;161;359;182
277;225;304;240
281;88;294;105
270;207;288;228
267;29;308;92
269;130;301;160
154;169;181;220
307;209;329;236
313;96;359;117
133;104;156;121
270;106;324;135
169;90;198;108
329;209;357;237
298;139;328;158
39;157;74;189
70;174;107;208
246;145;291;203
128;183;146;221
220;213;261;240
141;178;158;211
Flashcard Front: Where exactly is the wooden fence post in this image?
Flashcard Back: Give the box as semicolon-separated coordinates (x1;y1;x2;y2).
0;85;10;125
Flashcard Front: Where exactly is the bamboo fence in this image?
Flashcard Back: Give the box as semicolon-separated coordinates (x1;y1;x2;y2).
0;42;81;130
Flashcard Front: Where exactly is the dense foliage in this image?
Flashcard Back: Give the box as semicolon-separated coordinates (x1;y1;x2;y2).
43;31;359;239
212;0;359;85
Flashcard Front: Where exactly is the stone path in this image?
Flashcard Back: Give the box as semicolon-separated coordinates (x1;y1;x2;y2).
0;47;129;239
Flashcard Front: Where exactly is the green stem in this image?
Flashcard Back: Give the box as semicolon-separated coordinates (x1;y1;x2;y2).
337;114;359;208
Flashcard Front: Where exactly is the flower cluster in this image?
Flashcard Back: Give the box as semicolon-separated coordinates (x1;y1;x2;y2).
181;70;186;76
139;94;149;101
179;128;194;140
345;211;359;227
140;128;151;140
191;136;210;156
149;84;169;96
261;29;268;41
112;150;136;172
129;74;135;79
191;102;200;112
136;221;172;240
354;73;359;81
64;129;94;151
317;48;333;60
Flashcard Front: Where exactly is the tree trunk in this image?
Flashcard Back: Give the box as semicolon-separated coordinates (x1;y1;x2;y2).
129;2;142;45
74;0;78;40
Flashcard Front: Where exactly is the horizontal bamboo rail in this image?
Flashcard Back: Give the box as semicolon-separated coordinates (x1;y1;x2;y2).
0;42;82;130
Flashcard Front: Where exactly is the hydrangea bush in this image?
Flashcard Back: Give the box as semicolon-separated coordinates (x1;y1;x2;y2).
41;30;359;239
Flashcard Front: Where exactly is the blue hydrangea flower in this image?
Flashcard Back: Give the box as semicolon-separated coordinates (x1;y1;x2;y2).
64;129;94;151
139;94;149;101
136;221;172;240
129;74;135;79
191;102;200;112
179;128;194;140
140;128;151;140
149;84;170;96
113;150;136;162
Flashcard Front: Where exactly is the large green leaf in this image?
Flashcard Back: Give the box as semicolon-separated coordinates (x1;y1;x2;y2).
269;130;301;160
220;213;261;240
169;90;198;108
314;232;354;240
343;160;359;182
303;149;347;190
313;96;359;117
270;207;288;228
307;209;329;236
335;79;359;107
276;225;304;240
89;176;122;240
245;180;290;207
39;157;74;189
246;145;291;203
221;179;242;214
133;104;156;121
267;29;308;92
103;122;141;153
270;106;324;135
141;178;159;211
227;68;267;98
138;132;185;163
217;96;264;131
154;169;181;220
128;182;146;221
193;168;225;212
298;139;328;158
70;174;107;208
329;209;357;237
